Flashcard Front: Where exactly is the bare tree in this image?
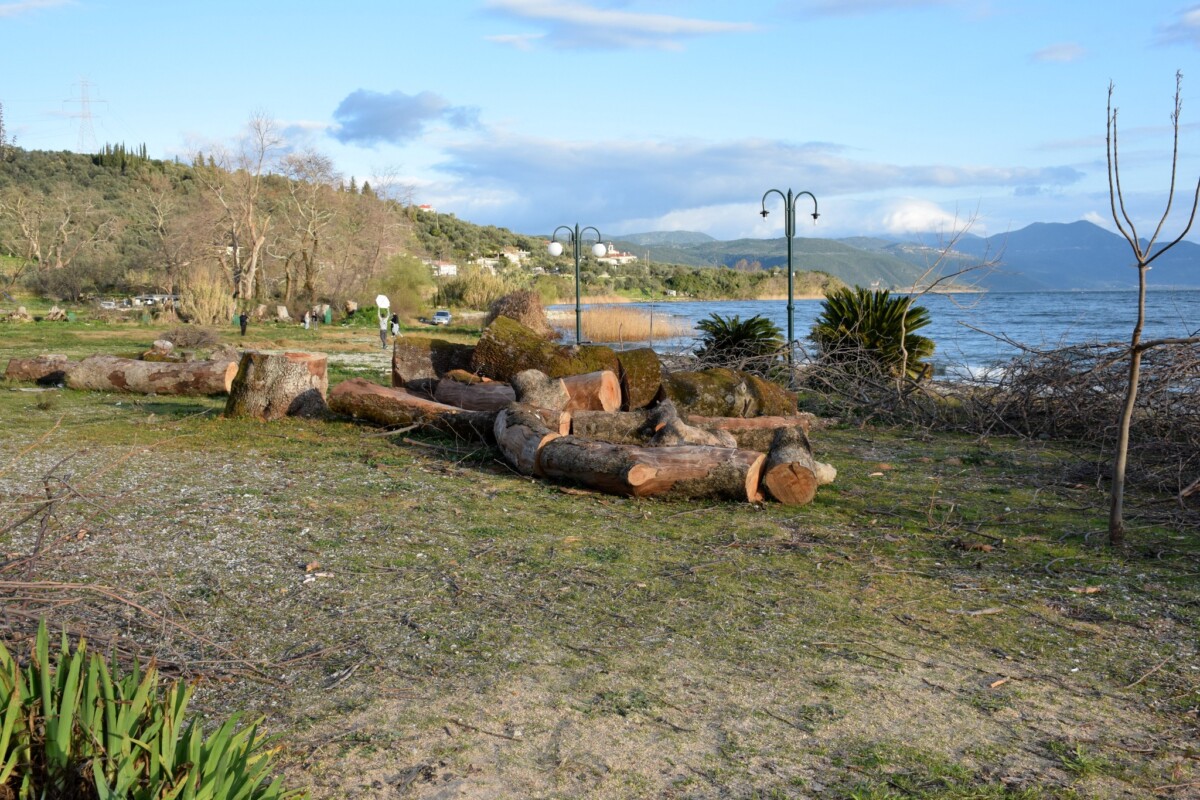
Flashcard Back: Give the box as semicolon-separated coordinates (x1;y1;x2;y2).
1105;71;1200;546
278;150;339;303
0;186;119;293
192;112;281;302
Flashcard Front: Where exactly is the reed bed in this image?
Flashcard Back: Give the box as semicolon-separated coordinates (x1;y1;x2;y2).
579;304;694;345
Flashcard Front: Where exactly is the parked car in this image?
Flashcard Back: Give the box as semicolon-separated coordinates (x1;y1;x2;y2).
98;300;117;310
432;309;452;326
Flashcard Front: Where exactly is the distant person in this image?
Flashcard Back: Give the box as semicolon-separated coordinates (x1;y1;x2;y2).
238;311;248;336
390;312;400;340
303;310;310;330
311;309;319;331
377;305;389;349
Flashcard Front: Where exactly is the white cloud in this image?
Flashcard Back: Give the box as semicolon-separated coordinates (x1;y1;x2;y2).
1031;42;1085;63
1158;5;1200;47
788;0;957;17
0;0;70;17
484;32;545;50
484;0;756;49
880;198;961;235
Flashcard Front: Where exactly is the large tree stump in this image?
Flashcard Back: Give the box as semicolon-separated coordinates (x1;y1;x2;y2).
760;426;820;506
391;336;475;387
5;354;75;385
329;378;503;444
494;403;563;476
433;377;516;411
538;437;765;502
66;355;237;396
665;368;797;418
616;348;664;410
225;351;328;419
471;316;619;382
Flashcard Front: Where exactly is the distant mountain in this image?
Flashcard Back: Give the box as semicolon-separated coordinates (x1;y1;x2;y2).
942;220;1200;291
617;230;717;247
615;222;1200;291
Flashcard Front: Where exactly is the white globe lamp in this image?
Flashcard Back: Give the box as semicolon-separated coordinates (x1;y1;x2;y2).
591;242;607;258
547;241;563;257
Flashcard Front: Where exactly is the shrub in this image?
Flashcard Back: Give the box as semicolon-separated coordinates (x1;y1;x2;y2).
178;266;235;327
485;289;555;339
694;313;785;375
810;287;934;381
165;325;220;349
0;622;305;799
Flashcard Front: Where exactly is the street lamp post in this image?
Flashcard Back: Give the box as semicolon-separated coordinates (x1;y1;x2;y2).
759;189;819;373
548;224;606;344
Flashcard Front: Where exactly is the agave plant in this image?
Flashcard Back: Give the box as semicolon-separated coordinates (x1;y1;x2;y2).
810;287;934;380
694;313;785;371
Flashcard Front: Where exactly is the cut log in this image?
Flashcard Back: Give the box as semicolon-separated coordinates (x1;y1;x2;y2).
685;414;814;452
224;351;328;419
5;354;74;385
494;403;563;476
650;418;738;449
615;348;664;410
665;368;797;418
391;337;475;387
511;369;570;411
538;437;765;502
760;426;819;506
433;378;516;411
562;370;621;413
569;409;654;445
329;378;501;443
66;355;237;396
470;316;620;382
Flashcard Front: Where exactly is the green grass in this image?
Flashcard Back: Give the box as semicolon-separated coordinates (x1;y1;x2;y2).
0;317;1197;798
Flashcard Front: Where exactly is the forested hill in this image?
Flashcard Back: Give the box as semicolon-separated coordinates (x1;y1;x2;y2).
0;147;545;308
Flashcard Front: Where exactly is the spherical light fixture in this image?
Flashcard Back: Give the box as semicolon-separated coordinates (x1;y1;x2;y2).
591;242;607;258
547;241;563;257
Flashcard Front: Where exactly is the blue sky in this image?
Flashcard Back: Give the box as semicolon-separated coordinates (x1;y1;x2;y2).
3;0;1200;242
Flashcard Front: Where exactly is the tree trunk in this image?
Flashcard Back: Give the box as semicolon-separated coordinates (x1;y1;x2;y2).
761;426;819;506
66;355;237;396
616;347;664;410
665;368;797;418
433;378;516;411
563;370;622;412
494;403;563;477
511;370;571;411
471;316;619;382
685;414;813;452
5;354;74;385
391;336;475;387
650;418;738;448
538;437;765;502
224;351;328;419
328;378;502;444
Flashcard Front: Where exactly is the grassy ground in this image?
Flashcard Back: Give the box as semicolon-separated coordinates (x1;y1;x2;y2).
1;318;1198;799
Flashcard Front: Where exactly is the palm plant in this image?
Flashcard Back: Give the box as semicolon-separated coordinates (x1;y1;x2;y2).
694;313;785;372
810;287;934;380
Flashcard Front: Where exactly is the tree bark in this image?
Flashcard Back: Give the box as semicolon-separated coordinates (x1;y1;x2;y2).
433;378;516;411
665;368;797;418
391;336;475;387
328;378;502;444
563;370;622;413
494;403;563;477
5;354;74;385
511;370;571;411
650;418;738;448
224;351;328;419
685;414;813;452
66;355;237;396
471;315;619;382
616;347;664;410
538;437;765;502
761;426;819;506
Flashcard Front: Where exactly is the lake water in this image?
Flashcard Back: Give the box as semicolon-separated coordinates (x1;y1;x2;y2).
552;290;1200;376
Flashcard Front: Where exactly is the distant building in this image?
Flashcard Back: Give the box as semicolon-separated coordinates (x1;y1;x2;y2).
432;261;458;277
416;204;437;214
595;242;638;266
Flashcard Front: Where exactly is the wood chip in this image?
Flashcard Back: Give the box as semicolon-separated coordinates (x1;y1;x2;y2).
989;677;1010;689
1069;586;1104;594
947;607;1005;616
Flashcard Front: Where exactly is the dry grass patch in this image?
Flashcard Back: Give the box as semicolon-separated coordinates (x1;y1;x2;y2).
579;305;693;345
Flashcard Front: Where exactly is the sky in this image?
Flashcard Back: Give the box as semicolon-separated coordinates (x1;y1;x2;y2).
3;0;1200;243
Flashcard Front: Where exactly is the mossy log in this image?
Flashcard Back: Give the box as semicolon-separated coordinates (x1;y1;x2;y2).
391;336;475;387
433;378;516;411
470;316;620;382
328;378;502;444
224;351;328;419
571;408;815;452
538;437;765;502
761;426;819;506
665;368;797;418
66;355;237;396
616;347;664;410
5;354;74;385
